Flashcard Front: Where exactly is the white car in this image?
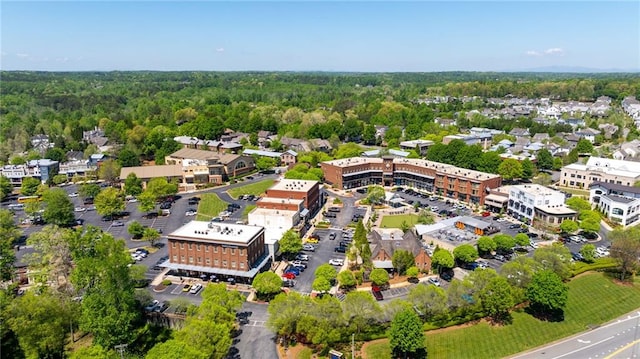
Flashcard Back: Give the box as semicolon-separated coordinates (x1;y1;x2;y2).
74;207;86;212
529;241;539;249
128;198;138;203
190;283;203;294
68;192;79;198
496;217;507;222
185;210;197;216
329;259;344;266
430;206;438;211
302;244;315;252
427;277;441;287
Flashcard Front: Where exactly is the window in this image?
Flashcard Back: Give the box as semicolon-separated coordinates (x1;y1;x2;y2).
223;247;227;254
188;243;192;250
612;208;625;216
231;261;236;268
172;255;177;261
197;257;202;263
239;249;244;256
240;262;245;269
180;255;185;262
179;243;184;249
205;258;210;264
231;248;235;255
172;242;176;248
205;245;209;252
214;246;218;253
197;244;201;251
189;256;194;264
222;260;227;267
214;259;219;266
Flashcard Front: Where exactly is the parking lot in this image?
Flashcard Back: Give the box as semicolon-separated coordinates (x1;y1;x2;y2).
290;227;347;293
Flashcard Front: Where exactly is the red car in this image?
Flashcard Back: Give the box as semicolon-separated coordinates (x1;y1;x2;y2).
481;211;491;217
282;272;296;280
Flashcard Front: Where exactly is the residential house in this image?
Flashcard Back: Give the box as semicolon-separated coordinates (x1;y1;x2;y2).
30;134;54;155
575;128;601;143
399;139;434;156
309;138;332;153
509;128;530;137
83;127;109;148
280;137;311;152
434;118;457;127
532;133;550;143
280;150;298;168
613;140;640;161
598;124;619;140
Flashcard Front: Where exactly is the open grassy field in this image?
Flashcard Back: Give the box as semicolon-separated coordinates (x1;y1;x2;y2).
365;273;640;359
379;214;420;228
195;193;229;221
227;179;275;199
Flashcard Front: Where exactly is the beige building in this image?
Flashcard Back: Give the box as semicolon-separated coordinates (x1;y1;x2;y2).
560;157;640;189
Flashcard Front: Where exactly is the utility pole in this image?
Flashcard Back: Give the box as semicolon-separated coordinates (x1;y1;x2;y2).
352;333;355;359
114;344;127;359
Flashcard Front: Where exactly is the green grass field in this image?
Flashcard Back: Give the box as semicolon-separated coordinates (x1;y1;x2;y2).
227;179;275;199
365;273;640;359
379;214;420;228
195;193;229;221
243;205;256;219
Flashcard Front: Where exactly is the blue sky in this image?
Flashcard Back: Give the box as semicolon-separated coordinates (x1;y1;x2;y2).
1;1;639;72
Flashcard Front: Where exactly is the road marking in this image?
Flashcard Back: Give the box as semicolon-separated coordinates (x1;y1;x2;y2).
552;336;615;359
578;339;592;344
604;339;640;359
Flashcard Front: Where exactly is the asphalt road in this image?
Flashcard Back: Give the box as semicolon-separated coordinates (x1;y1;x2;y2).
232;301;278;359
294;227;346;293
512;310;640;359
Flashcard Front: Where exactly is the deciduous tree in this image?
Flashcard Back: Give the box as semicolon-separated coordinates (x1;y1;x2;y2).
338;270;356;290
526;270;568;319
580;244;596;263
559;219;579;234
252;272;283;300
369;268;389;286
453;244;478;264
279;230;303;259
391;249;415;275
432;248;454;273
479;276;514;323
20;176;41;196
0;176;12;201
609;227;640;281
498;158;523;181
97;159;121;184
315;263;338;284
79;183;101;199
124;172;143;197
341;290;382;335
477;236;497;255
388;310;426;358
514;233;531;247
94;187;125;218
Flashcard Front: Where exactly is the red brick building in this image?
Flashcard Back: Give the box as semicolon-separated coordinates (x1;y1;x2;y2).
321;157;502;206
164;221;270;283
264;179;321;215
369;229;432;273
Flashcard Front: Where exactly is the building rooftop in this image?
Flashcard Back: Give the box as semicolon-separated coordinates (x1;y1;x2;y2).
249;207;299;218
120;165;183;179
601;195;638;204
243;149;282;158
590;181;640;196
269;179;318;193
400;139;434;147
168;220;264;245
535;205;577;215
510;184;561;197
257;197;304;206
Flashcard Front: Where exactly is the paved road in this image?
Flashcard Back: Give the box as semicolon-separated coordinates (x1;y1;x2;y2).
232;301;278;359
512;310;640;359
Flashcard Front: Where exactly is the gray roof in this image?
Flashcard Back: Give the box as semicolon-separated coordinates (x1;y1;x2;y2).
457;216;491;230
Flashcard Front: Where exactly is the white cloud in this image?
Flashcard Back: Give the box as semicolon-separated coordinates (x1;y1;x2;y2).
56;57;69;63
526;50;541;57
16;53;29;58
544;47;564;55
216;48;225;53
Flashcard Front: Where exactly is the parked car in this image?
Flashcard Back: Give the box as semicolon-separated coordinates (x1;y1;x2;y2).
329;258;344;266
285;268;301;276
185;209;197;216
112;221;125;227
189;283;203;294
291;261;306;270
371;286;384;301
494;254;506;262
74;207;86;212
334;246;347;253
440;270;454;281
427;277;441;286
182;284;192;292
282;279;295;288
83;197;94;205
302;244;315;252
68;192;79;198
295;254;309;261
282;272;296;280
328;232;336;240
481;211;491;217
154;301;169;312
144;300;160;312
306;237;319;244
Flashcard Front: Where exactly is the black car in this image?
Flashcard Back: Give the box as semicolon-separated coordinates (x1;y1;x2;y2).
160;202;172;210
282;279;295;288
334;246;347;253
83;197;94;205
440;270;454;281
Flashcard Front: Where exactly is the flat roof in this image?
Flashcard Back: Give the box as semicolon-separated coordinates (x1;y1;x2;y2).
120;164;183;179
269;179;318;193
510;184;562;197
457;216;491;229
249;207;298;217
535;205;577;215
400;139;434;147
168;220;264;245
243;149;282;158
257;197;304;205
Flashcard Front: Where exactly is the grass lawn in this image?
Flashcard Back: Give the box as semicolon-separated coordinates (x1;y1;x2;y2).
556;186;590;199
195;193;229;221
242;205;256;219
227;179;275;199
365;273;640;359
379;214;420;228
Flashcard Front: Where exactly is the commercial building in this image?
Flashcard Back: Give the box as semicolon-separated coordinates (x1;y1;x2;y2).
507;184;576;225
264;179;321;215
560;157;640;189
399;139;434;156
321;157;502;205
590;181;640;227
0;159;59;187
164;221;269;283
165;148;255;184
248;208;300;260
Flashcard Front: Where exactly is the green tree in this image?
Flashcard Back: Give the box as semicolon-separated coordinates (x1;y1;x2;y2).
42;187;75;227
432;248;454;273
146;340;207;359
7;291;71;359
52;174;68;186
341;290;382;335
553;157;564;170
500;255;536;290
479;276;514;323
20;177;41;196
533;243;572;280
338;270;356;290
521;158;535;180
255;156;278;172
408;282;447;318
477;151;503;174
406;266;419;279
279;229;303;259
477;236;497;255
494;234;516;253
391;249;415;275
536;149;553;171
97;159;121;184
334;142;363;159
312;276;332;292
580;244;596;263
453;244;478;264
365;185;385;206
252;272;283;300
579;210;601;233
315;263;338;284
118;148;140;167
564;148;579;165
498;158;523;181
45;147;66;162
124;172;143;196
370;268;390;286
0;176;12;201
128;221;145;238
25;226;76;293
559;219;579;233
267;292;309;342
94;187;125;218
533;172;553;186
609;227;640;281
526;270;568;319
79;183;101;199
142;227;161;247
576;138;594;154
388;310;426;358
0;209;19;280
514;233;531;247
566;197;592;212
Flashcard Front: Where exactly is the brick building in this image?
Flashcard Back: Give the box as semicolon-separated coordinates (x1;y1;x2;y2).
321;157;502;206
164;221;270;283
368;229;431;272
264;179;321;215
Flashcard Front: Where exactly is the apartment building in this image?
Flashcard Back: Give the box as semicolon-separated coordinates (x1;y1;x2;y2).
560;157;640;189
321;157;502;205
590;181;640;227
165;221;269;283
0;159;59;187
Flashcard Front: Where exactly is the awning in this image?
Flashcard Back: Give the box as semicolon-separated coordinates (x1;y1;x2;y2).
300;208;310;217
159;254;270;278
485;194;508;203
372;260;394;269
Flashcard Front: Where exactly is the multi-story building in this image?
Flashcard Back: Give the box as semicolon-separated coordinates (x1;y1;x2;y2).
164;221;269;283
321;157;502;205
165;148;255;184
399;139;434;156
560;157;640;189
507;184;576;225
589;181;640;227
0;159;59;187
264;179;321;215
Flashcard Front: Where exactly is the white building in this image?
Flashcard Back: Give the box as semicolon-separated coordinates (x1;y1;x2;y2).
507;184;573;225
560;157;640;189
248;208;300;261
589;182;640;227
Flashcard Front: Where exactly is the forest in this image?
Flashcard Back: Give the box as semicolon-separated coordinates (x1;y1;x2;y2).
1;71;639;165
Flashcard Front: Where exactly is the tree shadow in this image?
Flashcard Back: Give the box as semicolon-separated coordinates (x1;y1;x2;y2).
525;305;565;322
392;347;428;359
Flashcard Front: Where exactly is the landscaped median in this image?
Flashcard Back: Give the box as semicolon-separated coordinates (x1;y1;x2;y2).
363;272;640;359
227;179;274;199
195;193;229;221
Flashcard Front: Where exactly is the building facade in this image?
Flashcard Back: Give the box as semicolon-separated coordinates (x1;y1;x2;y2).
264;179;321;215
321;157;502;205
560;157;640;189
164;221;269;283
507;184;576;225
590;181;640;227
0;159;59;187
